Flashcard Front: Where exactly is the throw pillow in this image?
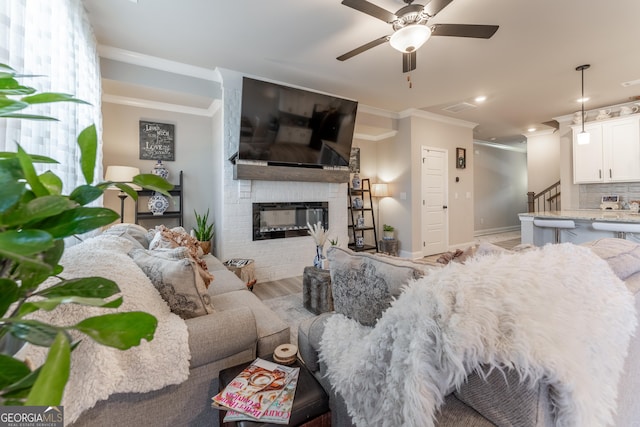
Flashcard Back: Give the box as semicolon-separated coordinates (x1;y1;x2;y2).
148;225;214;287
102;223;150;249
326;246;427;326
129;247;215;319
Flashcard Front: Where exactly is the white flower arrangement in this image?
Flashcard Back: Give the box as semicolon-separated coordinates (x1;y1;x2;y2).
307;221;328;246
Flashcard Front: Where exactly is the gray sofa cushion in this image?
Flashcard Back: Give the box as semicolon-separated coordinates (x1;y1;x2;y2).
326;246;428;326
453;366;553;427
212;289;290;356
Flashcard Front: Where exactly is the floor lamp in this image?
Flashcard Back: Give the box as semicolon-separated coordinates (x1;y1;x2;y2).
371;183;390;236
105;165;141;223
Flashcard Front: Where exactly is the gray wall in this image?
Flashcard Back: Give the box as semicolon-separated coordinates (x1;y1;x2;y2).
101;102;215;233
473;142;528;234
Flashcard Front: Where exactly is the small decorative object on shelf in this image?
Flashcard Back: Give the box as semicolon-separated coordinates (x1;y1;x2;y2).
383;224;395;240
347;178;379;252
352;173;361;190
148;192;169;215
152;159;169;179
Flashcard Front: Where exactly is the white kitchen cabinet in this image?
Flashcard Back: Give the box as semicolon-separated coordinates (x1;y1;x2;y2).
572;115;640;183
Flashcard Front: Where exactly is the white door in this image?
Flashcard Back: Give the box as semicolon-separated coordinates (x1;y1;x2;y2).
422;147;448;256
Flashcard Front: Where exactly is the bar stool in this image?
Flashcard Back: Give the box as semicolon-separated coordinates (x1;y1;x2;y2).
533;219;576;243
592;222;640;239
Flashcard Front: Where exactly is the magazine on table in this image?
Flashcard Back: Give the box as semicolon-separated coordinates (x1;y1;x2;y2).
212;358;299;421
223;367;300;424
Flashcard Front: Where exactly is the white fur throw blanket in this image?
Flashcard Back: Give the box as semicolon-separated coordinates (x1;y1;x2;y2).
319;243;637;427
18;235;190;424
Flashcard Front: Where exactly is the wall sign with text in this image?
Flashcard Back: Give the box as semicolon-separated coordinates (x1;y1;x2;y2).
139;121;175;161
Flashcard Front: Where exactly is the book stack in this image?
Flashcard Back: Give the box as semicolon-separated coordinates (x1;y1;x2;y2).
213;358;300;425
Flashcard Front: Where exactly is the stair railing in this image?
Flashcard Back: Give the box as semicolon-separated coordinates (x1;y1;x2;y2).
527;180;561;212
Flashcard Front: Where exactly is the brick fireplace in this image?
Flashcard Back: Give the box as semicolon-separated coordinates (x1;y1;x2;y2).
215;68;349;282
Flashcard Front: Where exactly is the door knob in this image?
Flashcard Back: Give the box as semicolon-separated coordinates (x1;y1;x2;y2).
443;205;448;209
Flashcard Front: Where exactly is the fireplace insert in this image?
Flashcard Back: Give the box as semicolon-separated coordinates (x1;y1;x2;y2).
253;202;328;241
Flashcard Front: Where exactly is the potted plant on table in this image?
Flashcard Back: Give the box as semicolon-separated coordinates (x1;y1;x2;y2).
193;209;214;254
0;64;172;407
383;224;395;240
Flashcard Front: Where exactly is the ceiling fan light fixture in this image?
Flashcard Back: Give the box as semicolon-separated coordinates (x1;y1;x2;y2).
389;24;431;53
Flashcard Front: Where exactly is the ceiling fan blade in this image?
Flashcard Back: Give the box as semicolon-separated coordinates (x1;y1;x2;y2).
431;24;499;38
341;0;397;23
402;51;417;73
337;36;390;61
423;0;454;17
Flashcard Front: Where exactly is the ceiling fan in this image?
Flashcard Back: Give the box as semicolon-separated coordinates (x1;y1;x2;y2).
337;0;499;72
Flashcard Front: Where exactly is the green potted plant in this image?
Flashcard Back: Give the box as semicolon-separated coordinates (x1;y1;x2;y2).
193;209;214;254
383;224;395;240
0;64;173;406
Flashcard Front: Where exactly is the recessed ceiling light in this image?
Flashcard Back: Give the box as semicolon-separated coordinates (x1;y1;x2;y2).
474;95;487;103
577;97;590;103
527;127;537;132
622;79;640;87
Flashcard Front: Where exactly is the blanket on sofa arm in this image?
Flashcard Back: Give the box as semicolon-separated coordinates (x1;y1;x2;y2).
17;235;190;424
319;243;637;427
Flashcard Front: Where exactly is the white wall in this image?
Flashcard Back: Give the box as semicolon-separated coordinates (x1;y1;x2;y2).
215;69;349;282
526;130;560;194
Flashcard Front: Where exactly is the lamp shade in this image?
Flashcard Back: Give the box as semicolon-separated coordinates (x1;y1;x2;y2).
389;25;431;53
371;183;390;198
105;165;141;190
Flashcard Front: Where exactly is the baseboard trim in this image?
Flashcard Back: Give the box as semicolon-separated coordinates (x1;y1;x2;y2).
474;225;520;237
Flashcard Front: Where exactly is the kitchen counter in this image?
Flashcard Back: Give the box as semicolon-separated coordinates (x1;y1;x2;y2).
519;210;640;223
519;210;640;246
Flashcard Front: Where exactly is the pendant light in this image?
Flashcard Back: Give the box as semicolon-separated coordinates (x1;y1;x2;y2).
576;64;591;145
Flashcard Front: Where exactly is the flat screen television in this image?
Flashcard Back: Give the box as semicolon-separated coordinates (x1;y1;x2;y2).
237;77;358;168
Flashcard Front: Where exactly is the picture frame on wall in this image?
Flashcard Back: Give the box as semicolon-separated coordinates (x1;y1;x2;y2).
139;120;175;161
349;147;360;173
456;147;466;169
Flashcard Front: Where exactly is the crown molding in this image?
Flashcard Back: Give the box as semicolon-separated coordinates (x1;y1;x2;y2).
473;139;527;153
102;94;220;117
98;45;220;82
353;130;398;141
399;108;478;129
356;104;398;119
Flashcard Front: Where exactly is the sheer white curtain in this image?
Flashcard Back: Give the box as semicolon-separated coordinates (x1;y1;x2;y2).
0;0;102;193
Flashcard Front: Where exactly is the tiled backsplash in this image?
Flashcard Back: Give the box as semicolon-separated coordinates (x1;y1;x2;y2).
579;183;640;208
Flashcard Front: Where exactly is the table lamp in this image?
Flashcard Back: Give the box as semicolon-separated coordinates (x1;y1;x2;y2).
371;183;390;237
105;165;141;223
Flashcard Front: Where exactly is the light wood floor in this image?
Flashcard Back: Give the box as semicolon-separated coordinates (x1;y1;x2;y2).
252;276;302;301
254;231;521;300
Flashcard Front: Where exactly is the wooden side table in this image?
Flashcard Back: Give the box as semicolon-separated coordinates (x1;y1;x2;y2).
302;266;334;315
379;239;399;257
223;259;257;290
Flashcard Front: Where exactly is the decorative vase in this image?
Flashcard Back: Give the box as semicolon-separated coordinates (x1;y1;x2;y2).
199;240;212;255
356;214;365;228
353;197;363;209
352;173;361;190
313;245;326;269
148;192;169;215
355;236;365;248
383;230;395;240
151;160;169;180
